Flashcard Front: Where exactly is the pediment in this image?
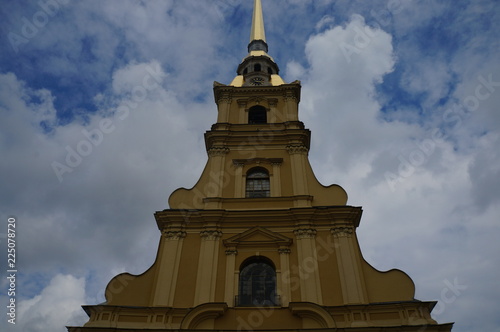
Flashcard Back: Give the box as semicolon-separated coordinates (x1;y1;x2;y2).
224;226;292;248
247;96;267;105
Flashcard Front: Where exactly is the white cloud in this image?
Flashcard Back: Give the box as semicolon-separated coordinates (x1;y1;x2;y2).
0;274;87;332
315;15;335;31
285;60;306;81
400;58;454;108
0;62;209;318
298;14;416;176
293;11;500;331
111;60;167;94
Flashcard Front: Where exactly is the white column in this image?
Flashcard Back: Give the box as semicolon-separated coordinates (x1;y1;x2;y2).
224;248;238;305
216;93;232;123
331;226;367;304
233;162;245;198
238;99;247;124
205;148;229;208
194;230;222;305
271;162;282;197
278;248;292;306
287;145;309;206
294;228;323;304
152;230;186;306
268;98;279;122
284;90;299;122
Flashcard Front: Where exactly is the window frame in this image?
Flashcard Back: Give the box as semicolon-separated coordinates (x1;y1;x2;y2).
237;257;278;307
248;105;268;124
245;167;270;198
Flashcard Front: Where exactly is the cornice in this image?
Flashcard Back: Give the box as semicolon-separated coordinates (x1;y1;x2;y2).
232;157;283;167
154;206;363;230
210;121;306;131
81;304;190;317
204;126;311;152
213;81;301;105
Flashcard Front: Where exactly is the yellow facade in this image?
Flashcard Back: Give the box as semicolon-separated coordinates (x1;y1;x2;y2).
68;1;453;331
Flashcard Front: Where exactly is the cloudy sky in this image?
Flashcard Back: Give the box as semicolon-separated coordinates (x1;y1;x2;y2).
0;0;499;331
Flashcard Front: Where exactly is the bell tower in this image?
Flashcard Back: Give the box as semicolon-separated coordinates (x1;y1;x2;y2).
69;1;453;331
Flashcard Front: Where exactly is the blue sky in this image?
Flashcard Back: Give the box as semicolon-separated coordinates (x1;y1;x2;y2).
0;1;499;331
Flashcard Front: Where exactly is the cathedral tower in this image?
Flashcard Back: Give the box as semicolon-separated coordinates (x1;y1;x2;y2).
69;1;453;330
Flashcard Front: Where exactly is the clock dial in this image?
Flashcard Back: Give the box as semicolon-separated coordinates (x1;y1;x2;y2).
250;77;265;86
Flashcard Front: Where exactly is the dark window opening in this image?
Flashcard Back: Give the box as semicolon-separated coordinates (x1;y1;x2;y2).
267;67;273;75
237;257;278;306
243;68;248;75
246;168;270;198
248;106;267;124
254;64;262;72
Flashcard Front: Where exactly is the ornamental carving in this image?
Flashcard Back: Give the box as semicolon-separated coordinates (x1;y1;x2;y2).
248;96;265;105
283;90;298;102
268;98;278;108
208;147;229;157
287;144;309;155
233;158;283;167
225;249;238;256
163;230;187;240
217;92;232;104
232;160;246;168
278;248;291;255
294;228;317;239
271;160;282;167
200;230;223;241
331;227;354;238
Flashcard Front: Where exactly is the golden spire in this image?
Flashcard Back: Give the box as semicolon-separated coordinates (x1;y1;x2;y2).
250;0;266;43
248;0;269;53
229;0;286;86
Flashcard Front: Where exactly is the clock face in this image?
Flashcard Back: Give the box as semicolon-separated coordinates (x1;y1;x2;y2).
250;77;265;86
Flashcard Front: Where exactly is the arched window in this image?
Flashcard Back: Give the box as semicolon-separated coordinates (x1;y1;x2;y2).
254;63;262;72
238;257;278;306
248;105;267;124
246;168;270;198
